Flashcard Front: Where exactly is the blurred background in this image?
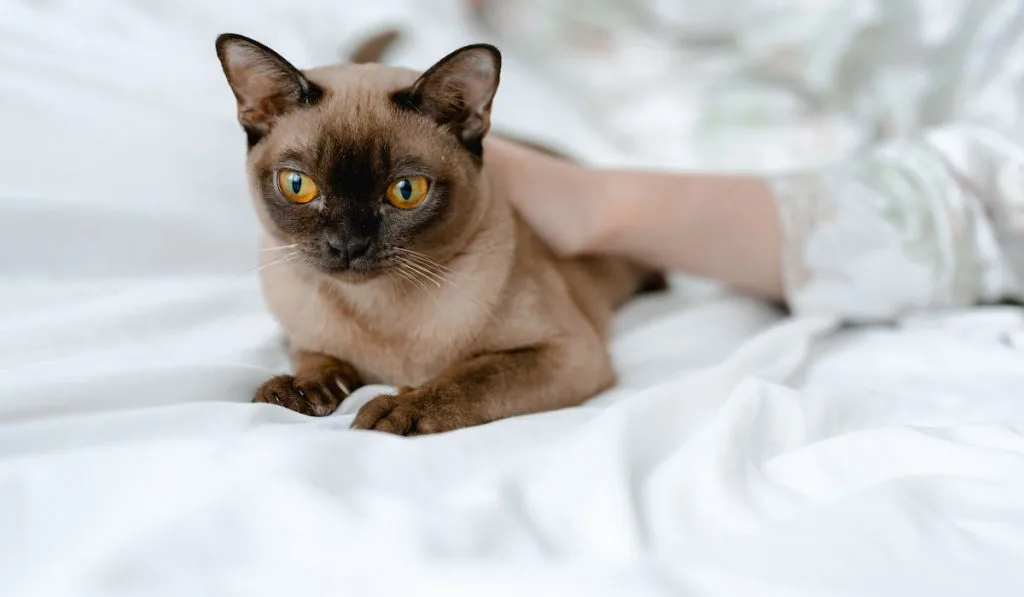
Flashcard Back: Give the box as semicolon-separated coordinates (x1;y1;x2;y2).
7;0;1007;178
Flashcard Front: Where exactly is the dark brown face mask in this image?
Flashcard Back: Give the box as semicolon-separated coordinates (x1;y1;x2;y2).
215;34;502;280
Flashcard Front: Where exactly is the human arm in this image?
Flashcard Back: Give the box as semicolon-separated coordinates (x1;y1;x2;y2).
487;129;1024;322
485;136;785;301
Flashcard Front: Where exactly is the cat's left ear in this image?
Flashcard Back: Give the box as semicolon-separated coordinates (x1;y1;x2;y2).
215;34;322;146
394;44;501;155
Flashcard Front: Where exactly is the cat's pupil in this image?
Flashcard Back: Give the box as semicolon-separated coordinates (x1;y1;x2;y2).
399;180;412;200
290;173;302;194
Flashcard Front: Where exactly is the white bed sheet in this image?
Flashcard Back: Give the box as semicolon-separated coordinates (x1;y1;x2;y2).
3;1;1024;595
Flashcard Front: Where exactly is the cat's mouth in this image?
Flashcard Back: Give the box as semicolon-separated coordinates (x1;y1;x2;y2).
304;247;445;287
299;246;382;282
314;256;382;282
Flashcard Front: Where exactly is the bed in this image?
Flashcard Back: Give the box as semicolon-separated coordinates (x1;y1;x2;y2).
3;1;1024;595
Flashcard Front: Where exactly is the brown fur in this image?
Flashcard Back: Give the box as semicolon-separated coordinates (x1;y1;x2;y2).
215;34;662;435
348;28;402;65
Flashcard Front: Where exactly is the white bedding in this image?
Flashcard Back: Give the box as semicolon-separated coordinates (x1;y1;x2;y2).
3;1;1024;595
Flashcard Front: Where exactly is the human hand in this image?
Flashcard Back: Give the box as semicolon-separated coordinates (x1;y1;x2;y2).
484;136;613;256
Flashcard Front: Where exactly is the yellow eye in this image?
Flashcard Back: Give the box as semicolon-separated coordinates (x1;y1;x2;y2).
386;176;429;209
277;169;318;204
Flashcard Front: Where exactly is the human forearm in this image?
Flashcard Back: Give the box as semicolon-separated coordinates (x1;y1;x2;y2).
485;137;785;299
588;171;784;300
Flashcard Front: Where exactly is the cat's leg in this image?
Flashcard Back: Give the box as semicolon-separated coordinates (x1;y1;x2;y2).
254;349;363;416
351;340;613;435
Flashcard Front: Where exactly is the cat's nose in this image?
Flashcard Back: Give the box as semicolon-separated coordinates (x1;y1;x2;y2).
325;234;371;264
345;236;372;261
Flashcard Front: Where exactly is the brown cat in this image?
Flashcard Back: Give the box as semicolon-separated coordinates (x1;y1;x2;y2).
214;33;663;435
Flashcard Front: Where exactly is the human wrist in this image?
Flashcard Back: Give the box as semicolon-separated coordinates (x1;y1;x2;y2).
582;170;649;256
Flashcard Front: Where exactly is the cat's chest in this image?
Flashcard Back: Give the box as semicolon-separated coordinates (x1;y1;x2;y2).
262;269;493;386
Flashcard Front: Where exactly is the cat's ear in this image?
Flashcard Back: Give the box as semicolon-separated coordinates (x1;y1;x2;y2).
215;34;322;145
394;44;501;155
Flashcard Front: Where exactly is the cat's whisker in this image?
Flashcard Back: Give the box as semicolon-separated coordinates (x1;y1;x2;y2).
392;254;440;288
260;243;298;253
392;250;456;290
396;269;425;293
395;259;431;293
393;247;454;274
404;257;452;282
411;255;461;292
392;252;496;324
393;255;499;323
406;263;446;299
392;246;446;264
401;253;499;323
409;269;439;294
252;251;301;274
400;258;445;288
406;270;433;295
396;258;447;313
385;270;409;295
412;260;451;289
390;261;414;283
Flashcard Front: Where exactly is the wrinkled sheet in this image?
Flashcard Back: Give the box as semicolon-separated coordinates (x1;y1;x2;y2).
3;1;1024;596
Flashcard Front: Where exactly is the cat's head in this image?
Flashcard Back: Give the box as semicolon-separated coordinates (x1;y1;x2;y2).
215;34;501;281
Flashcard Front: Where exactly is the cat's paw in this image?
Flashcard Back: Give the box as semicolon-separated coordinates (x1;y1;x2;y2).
254;364;360;416
350;388;483;435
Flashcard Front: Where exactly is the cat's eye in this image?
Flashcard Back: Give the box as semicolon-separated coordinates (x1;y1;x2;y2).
277;169;319;204
386;176;430;209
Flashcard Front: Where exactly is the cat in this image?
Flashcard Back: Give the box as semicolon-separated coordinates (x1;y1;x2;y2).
214;32;664;435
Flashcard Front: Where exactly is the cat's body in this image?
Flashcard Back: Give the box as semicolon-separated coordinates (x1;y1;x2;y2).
216;35;661;434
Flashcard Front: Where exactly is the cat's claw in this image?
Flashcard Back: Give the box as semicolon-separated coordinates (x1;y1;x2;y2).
254;371;354;417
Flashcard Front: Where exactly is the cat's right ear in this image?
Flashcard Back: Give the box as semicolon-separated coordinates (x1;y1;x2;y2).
392;44;501;157
215;34;322;146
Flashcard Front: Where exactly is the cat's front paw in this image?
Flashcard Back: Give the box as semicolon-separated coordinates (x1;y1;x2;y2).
254;364;360;416
350;388;484;435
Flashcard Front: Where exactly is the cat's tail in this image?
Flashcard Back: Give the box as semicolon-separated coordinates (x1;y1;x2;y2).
347;28;402;64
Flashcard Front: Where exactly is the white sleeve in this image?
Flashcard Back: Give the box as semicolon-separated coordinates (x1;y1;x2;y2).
771;126;1024;321
768;0;1024;321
